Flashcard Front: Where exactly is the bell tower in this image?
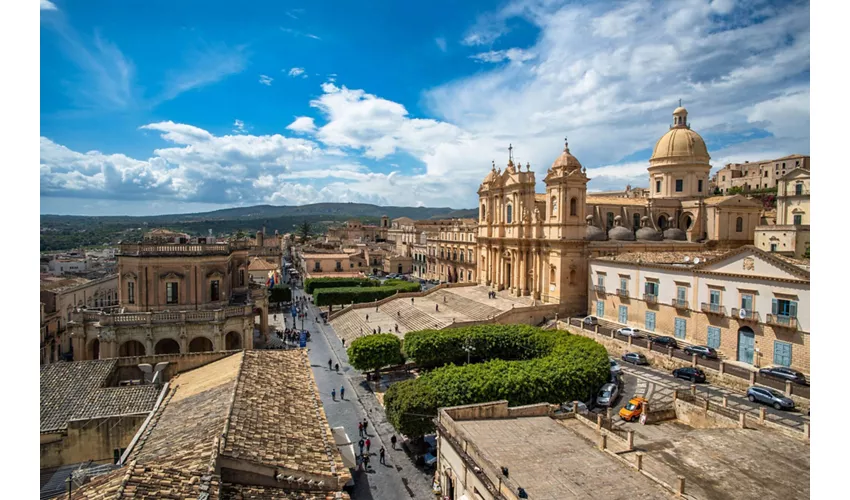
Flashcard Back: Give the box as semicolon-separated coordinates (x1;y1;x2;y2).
543;138;589;240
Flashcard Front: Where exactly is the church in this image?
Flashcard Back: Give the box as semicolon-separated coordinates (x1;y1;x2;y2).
476;105;762;313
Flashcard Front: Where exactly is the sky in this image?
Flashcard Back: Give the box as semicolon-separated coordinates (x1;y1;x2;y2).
39;0;810;216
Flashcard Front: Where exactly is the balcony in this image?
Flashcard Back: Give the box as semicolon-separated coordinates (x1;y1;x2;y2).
701;303;726;316
643;293;657;304
731;308;761;323
593;285;606;294
766;314;798;329
671;299;689;310
616;289;630;299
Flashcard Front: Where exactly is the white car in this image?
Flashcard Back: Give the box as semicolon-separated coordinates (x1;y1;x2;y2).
617;327;642;338
609;359;622;375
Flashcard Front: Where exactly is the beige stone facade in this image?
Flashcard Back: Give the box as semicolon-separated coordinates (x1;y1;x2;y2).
432;219;478;283
755;168;810;258
714;154;810;193
325;218;388;243
588;246;810;373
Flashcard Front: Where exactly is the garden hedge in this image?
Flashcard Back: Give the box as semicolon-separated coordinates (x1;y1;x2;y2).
347;333;405;374
384;325;609;437
304;277;378;294
313;280;420;307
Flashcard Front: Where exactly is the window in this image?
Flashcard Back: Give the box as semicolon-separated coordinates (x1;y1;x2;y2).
468;270;472;281
707;327;721;349
658;215;667;229
645;311;656;332
570;197;577;216
772;298;798;318
166;282;179;304
481;204;486;220
721;175;725;182
350;262;354;268
606;212;614;230
618;305;628;324
210;280;220;301
677;286;687;303
709;289;721;305
468;250;473;262
764;171;768;178
239;269;245;286
551;197;558;216
596;301;604;317
795;183;803;195
782;162;786;168
793;214;802;225
506;204;513;224
459;252;464;262
597;275;605;288
770;243;777;252
740;294;753;311
314;262;321;271
698;179;703;192
656;180;661;193
645;281;658;297
674;318;687;339
127;281;135;304
620;277;628;292
735;217;743;232
675;179;683;192
773;341;792;367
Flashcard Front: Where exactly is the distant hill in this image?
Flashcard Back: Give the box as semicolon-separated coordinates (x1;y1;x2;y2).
40;203;478;252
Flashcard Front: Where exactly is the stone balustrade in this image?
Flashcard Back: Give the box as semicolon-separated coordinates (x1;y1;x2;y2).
72;305;255;326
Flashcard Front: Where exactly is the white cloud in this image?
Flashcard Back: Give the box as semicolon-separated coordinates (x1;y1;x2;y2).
259;74;274;86
286;116;317;134
470;48;535;64
435;37;447;52
305;34;322;40
157;44;247;104
233;119;247;134
288;67;306;78
40;0;58;11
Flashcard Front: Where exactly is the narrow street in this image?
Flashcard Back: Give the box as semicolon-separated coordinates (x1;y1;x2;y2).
273;285;433;500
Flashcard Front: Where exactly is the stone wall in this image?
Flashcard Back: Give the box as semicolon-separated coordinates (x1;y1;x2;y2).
115;350;240;382
40;414;149;469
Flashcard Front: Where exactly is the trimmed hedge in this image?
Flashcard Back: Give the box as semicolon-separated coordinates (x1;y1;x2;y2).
347;333;405;374
304;277;378;294
269;284;292;303
314;281;420;307
384;325;609;437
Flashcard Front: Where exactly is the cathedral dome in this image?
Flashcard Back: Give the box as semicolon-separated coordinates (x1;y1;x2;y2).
649;106;710;166
608;216;635;241
636;216;662;241
663;228;687;241
585;215;606;241
551;139;583;172
481;162;499;185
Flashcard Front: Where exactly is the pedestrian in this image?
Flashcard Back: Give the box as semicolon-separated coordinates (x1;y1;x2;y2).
358;438;364;455
379;446;386;465
436;304;439;312
390;435;397;450
397;311;401;318
358;422;363;437
444;296;447;304
366;314;369;322
378;326;381;334
328;358;332;370
395;324;399;333
376;305;379;312
331;388;336;400
363;453;370;471
373;329;376;335
363;419;369;434
335;363;339;372
365;438;371;453
342;338;346;347
411;297;414;304
340;385;345;399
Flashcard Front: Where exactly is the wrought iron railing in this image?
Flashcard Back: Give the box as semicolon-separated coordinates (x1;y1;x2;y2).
701;302;726;316
766;314;797;329
731;308;760;322
671;299;689;309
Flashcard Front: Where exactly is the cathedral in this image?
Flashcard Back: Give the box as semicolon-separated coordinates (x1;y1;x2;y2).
476;105;762;312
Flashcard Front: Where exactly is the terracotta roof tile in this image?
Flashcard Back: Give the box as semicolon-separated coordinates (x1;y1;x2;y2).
586;196;649;206
221;484;350;499
41;360;116;433
593;251;724;266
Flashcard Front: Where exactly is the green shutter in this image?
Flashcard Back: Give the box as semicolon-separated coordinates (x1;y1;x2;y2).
772;298;778;315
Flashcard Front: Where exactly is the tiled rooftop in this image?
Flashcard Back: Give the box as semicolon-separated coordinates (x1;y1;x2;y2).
593;251;724;266
220;484;349;499
586;195;649;206
40;277;91;292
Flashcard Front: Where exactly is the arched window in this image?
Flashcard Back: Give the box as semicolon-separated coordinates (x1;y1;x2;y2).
736;217;743;233
506;204;513;224
459;252;464;262
570;198;577;216
569;269;576;284
551;197;558;216
481;204;486;220
606;212;614;230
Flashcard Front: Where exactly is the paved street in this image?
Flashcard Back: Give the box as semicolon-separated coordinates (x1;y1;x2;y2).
600;360;810;431
274;285;433;500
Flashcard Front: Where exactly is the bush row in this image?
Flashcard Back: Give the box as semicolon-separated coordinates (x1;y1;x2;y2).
313;280;420;307
304;277;378;294
384;326;609;437
402;325;552;369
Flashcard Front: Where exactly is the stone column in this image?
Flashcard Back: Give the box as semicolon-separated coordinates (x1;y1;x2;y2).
520;250;528;295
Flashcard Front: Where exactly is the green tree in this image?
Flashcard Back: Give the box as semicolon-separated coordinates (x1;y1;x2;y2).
298;220;312;242
269;284;292;303
347;333;405;381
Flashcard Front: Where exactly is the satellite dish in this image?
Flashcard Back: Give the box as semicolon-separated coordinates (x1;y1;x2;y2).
683;256;690;262
693;258;701;264
739;309;747;319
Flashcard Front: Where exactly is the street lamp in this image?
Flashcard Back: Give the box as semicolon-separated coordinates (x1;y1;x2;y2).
462;340;476;365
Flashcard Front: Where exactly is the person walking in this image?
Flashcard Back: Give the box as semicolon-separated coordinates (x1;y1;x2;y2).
397;311;401;318
335;363;339;372
365;438;371;453
365;314;369;322
363;419;369;435
328;358;332;370
435;304;439;312
390;435;397;450
358;438;364;455
340;385;345;399
331;388;336;400
342;338;346;347
379;446;386;465
411;297;414;305
377;326;381;334
363;453;371;471
358;422;363;437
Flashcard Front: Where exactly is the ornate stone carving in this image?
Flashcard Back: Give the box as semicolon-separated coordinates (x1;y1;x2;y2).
532;207;541;223
98;328;117;342
206;269;225;279
122;272;138;280
743;257;755;271
160;271;184;281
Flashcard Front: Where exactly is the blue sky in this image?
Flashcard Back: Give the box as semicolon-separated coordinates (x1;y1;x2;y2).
40;0;810;215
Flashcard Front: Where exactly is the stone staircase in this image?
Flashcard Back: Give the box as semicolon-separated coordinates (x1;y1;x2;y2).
380;300;451;332
430;289;502;320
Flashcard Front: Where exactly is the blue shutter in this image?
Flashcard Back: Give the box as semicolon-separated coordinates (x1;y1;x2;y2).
772;298;778;315
773;341;792;367
596;300;604;317
674;318;687;339
707;327;721;349
789;301;798;318
645;311;656;332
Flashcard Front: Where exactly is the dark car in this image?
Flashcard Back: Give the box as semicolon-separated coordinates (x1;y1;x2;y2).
683;345;718;359
747;386;795;410
650;336;678;348
672;367;706;382
621;352;649;365
759;366;808;386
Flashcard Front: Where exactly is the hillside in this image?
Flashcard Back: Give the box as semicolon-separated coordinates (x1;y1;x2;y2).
40;203;477;252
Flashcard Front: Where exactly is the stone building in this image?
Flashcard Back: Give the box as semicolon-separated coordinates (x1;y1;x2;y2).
755;168;810;258
68;236;269;360
714;154;810;193
431;218;478;283
588;245;810;372
326;217;388;243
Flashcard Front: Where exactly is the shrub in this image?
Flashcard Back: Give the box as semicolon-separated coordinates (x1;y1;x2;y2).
304;277;378;294
313;281;420;307
347;333;405;376
269;284;292;303
384;326;609;437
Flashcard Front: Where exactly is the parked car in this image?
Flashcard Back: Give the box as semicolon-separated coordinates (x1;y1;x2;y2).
616;327;643;338
758;366;808;386
619;397;648;422
621;352;648;365
672;367;706;383
747;386;795;410
596;383;620;407
609;358;623;376
650;336;678;348
683;345;718;359
583;316;599;326
561;400;588;413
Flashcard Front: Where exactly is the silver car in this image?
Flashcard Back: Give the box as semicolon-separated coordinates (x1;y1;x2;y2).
596;383;620;407
747;386;795;410
609;359;622;376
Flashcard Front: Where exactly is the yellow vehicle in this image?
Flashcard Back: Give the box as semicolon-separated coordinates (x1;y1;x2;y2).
619;397;648;422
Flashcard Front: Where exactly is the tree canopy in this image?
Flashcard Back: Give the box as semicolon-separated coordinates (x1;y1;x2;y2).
347;334;405;374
